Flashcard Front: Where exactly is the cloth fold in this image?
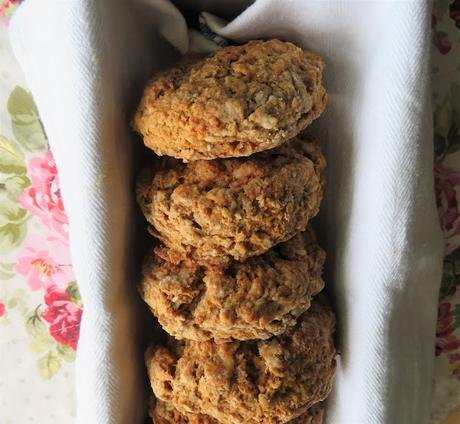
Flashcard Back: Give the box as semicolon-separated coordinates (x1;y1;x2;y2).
10;0;443;423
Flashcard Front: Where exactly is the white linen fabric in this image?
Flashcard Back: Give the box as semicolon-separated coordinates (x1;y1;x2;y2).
9;1;443;423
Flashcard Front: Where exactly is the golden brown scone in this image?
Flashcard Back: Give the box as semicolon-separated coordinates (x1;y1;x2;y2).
133;39;327;161
149;397;217;423
290;403;324;424
145;299;336;424
140;228;325;341
149;398;324;423
137;134;325;265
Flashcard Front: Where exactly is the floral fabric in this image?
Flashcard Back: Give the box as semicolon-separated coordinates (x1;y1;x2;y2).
0;15;77;421
431;0;460;421
0;83;82;368
0;0;460;422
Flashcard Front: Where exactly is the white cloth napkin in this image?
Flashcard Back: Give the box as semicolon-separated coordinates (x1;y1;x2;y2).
10;1;444;423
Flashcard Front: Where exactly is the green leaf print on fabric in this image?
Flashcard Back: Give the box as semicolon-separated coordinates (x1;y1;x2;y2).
56;343;76;362
0;199;27;224
25;306;54;352
453;304;460;330
0;222;27;254
37;351;61;379
0;135;26;174
0;262;16;280
29;337;55;354
3;175;30;200
440;248;460;300
0;176;29;254
7;86;47;153
434;83;460;159
4;288;29;316
66;281;81;306
25;305;47;336
22;304;74;378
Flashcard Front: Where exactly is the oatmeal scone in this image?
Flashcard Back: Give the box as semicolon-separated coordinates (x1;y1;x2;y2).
145;299;336;424
290;403;324;424
137;134;325;265
140;229;325;341
133;39;327;161
149;398;216;423
149;398;324;423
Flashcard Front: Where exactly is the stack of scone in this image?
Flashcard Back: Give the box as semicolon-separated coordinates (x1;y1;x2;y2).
133;39;336;424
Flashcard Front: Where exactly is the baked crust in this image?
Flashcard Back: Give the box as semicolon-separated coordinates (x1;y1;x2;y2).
140;228;325;341
145;299;336;424
149;397;217;423
149;398;324;423
137;134;325;265
133;39;327;161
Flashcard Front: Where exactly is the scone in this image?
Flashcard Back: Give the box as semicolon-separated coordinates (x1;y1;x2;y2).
149;398;216;423
133;39;327;161
290;404;324;424
140;229;325;341
149;398;324;423
137;134;325;265
145;299;336;424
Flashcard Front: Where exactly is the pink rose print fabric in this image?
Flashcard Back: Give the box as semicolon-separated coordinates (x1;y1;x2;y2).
16;236;73;291
0;0;20;25
436;302;460;356
435;162;460;255
431;0;460;419
0;82;82;381
42;285;82;351
20;151;69;243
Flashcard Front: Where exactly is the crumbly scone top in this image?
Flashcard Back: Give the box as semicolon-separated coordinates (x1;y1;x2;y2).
137;134;325;264
133;39;327;160
145;298;336;424
140;228;325;341
148;397;324;423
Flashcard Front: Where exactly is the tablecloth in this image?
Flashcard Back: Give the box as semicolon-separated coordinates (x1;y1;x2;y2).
0;0;459;423
0;3;79;423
